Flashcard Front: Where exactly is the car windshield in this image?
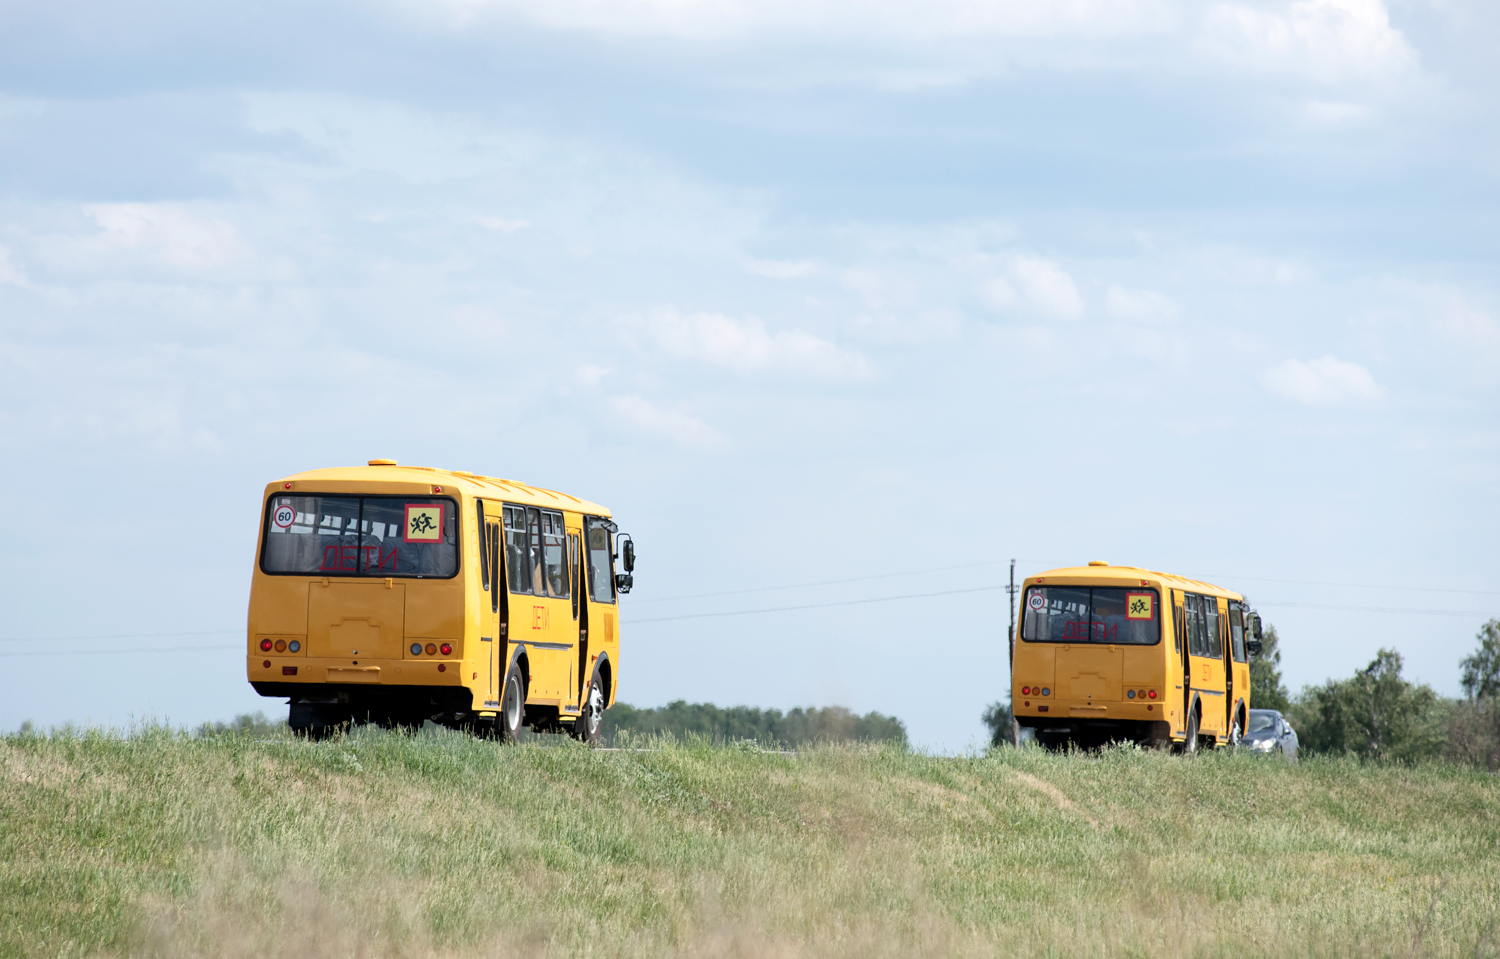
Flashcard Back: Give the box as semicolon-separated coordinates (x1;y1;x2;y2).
1247;712;1278;734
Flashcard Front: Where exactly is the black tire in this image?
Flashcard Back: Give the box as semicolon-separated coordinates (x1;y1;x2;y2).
1226;714;1244;753
497;661;526;744
1181;709;1200;755
571;673;605;746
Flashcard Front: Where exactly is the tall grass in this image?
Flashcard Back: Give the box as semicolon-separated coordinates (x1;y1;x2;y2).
2;726;1498;957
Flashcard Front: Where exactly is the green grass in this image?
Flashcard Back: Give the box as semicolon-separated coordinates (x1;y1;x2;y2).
2;728;1498;958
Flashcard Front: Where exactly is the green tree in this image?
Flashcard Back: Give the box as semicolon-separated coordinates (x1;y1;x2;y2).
1248;622;1291;712
1449;619;1500;770
601;701;907;748
1291;648;1445;761
980;700;1014;747
1459;618;1500;700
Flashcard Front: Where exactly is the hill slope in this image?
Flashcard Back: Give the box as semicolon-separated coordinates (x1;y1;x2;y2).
2;730;1498;958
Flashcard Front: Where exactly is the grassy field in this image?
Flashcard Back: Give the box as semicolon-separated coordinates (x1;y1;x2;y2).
2;728;1498;958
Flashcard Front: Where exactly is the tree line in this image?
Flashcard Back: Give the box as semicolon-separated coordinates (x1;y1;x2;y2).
601;700;908;748
1249;618;1500;765
982;617;1500;766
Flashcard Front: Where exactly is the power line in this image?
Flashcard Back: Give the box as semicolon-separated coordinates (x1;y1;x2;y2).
628;559;1009;604
1253;601;1492;618
629;585;1007;623
0;645;233;659
0;629;239;646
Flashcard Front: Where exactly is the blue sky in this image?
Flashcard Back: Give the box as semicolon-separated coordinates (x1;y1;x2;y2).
1;0;1496;750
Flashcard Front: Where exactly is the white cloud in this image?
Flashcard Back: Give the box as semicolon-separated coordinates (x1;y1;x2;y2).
1105;285;1178;324
0;247;29;287
1262;355;1387;406
472;215;530;232
620;308;875;380
981;256;1085;320
1430;294;1500;354
1199;0;1415;83
79;204;251;272
748;259;820;279
609;394;725;447
420;0;1417;85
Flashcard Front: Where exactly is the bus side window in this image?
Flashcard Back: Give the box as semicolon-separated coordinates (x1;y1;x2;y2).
526;508;544;594
542;510;568;599
1230;604;1247;663
1183;594;1200;656
585;520;616;604
1204;599;1222;658
504;506;532;595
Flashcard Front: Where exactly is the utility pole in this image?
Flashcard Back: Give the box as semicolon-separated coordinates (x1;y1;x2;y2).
1006;558;1019;746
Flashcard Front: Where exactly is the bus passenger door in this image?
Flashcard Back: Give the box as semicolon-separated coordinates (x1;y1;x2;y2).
485;517;503;702
1173;592;1188;735
571;531;588;707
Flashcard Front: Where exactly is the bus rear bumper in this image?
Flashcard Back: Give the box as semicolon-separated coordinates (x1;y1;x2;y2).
1016;716;1172;748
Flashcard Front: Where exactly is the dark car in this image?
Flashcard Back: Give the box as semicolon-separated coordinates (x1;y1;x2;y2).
1245;709;1298;761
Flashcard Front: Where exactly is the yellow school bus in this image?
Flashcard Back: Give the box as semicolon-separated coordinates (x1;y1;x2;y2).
1012;562;1261;752
246;461;634;741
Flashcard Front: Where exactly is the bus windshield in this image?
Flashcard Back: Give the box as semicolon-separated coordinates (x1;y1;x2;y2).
261;495;459;578
1022;586;1161;645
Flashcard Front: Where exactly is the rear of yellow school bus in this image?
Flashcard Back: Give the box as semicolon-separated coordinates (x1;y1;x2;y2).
1012;563;1255;751
246;461;631;741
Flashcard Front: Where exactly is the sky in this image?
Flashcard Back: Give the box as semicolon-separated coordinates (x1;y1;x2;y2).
0;0;1497;751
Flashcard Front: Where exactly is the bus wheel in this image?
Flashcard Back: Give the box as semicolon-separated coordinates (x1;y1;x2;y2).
1181;710;1199;756
1227;715;1244;752
497;662;525;744
571;674;605;746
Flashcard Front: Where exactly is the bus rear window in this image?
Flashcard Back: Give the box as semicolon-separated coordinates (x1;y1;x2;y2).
1022;586;1160;645
261;495;459;578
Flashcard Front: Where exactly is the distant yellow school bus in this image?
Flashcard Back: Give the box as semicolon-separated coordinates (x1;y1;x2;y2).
1012;562;1261;752
246;461;634;741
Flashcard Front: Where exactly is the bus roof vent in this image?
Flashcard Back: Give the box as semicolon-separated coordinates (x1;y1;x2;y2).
1088;560;1109;566
368;458;397;466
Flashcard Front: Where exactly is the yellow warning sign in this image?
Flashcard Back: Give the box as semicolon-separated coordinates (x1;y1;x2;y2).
404;503;445;543
1126;592;1155;620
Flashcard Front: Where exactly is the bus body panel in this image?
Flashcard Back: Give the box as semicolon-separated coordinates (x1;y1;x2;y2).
246;465;620;730
1013;564;1249;747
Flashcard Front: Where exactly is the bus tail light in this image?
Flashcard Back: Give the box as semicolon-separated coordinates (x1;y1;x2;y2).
283;666;297;675
1040;687;1050;697
437;663;446;672
439;643;452;656
288;640;301;653
274;639;287;653
1021;686;1031;695
1148;690;1157;699
410;643;422;656
260;639;273;652
425;643;438;656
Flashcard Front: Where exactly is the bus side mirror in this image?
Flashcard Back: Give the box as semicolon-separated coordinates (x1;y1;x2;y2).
1247;639;1263;656
615;572;633;594
1250;613;1263;639
621;536;635;572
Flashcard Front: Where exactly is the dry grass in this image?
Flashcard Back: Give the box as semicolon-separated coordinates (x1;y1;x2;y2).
2;726;1498;958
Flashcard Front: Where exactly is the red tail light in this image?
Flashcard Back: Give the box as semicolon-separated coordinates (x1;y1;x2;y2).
260;639;273;651
282;666;297;675
1148;690;1157;699
437;663;446;672
1021;686;1031;695
439;643;452;656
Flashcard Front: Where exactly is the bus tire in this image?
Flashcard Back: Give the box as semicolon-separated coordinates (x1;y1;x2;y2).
497;662;526;744
1181;709;1199;756
571;673;605;746
1227;714;1243;752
